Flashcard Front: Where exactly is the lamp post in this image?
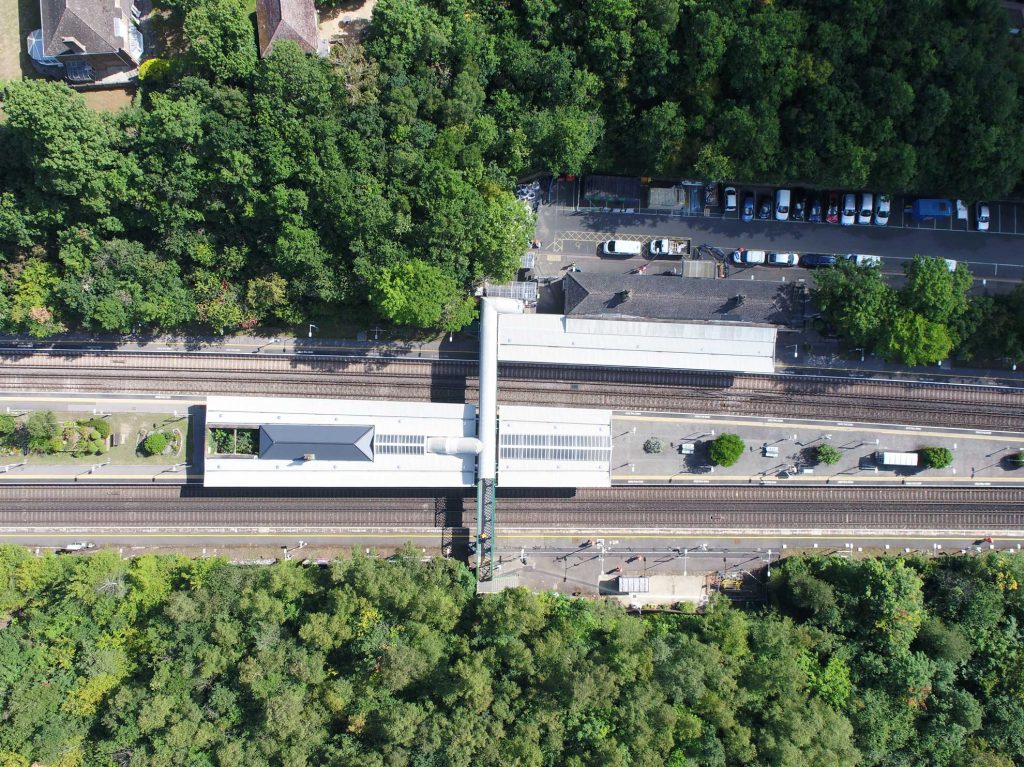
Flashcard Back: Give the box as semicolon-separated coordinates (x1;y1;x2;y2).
789;344;799;359
308;323;318;338
854;348;865;362
89;460;110;474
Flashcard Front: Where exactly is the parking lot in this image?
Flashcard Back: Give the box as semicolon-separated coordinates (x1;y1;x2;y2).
715;186;1021;236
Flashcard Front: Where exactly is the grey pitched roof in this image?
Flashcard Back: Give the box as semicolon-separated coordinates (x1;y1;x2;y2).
40;0;122;57
259;424;374;462
256;0;319;56
563;272;801;326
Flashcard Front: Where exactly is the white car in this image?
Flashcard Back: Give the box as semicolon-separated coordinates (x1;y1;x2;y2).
767;252;799;267
723;186;738;213
874;195;891;226
846;253;881;268
61;541;96;552
858;193;873;225
944;258;958;272
775;189;791;221
956;199;968;221
976;202;990;231
840;193;856;225
731;249;766;265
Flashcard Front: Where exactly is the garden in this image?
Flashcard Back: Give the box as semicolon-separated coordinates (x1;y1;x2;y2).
208;427;260;456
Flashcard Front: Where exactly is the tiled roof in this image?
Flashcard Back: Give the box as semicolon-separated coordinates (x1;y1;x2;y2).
41;0;123;57
256;0;319;56
563;272;802;326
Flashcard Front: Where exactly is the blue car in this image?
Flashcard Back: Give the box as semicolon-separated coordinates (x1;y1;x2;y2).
741;195;755;222
808;198;822;223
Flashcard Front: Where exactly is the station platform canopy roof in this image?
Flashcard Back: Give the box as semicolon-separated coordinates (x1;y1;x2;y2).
204;396;477;488
497;405;612;488
497;314;776;375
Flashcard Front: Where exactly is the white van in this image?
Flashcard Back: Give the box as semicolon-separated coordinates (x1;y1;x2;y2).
775;189;791;221
602;239;643;256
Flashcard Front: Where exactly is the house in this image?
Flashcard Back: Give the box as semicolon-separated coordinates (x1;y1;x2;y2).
256;0;328;58
562;272;803;327
27;0;144;84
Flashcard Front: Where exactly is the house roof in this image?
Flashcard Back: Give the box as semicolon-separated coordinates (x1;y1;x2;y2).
40;0;122;57
563;272;802;326
258;424;374;462
256;0;319;56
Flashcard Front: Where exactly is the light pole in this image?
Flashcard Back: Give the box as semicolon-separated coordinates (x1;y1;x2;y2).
789;344;799;359
308;323;318;338
854;348;864;362
0;460;27;473
89;460;110;474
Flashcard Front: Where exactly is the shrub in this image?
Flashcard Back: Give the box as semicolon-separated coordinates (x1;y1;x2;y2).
85;418;112;439
143;432;168;456
47;436;64;454
27;411;59;452
0;415;15;437
212;428;235;454
816;444;842;465
138;57;172;82
235;429;256;454
643;438;663;454
919;447;954;469
709;433;744;467
1013;452;1024;468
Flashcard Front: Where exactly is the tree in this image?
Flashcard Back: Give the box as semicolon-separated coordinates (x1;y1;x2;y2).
901;255;973;328
876;309;953;367
816;444;842;465
643;438;662;454
142;432;168;456
813;260;894;347
183;0;258;82
366;259;475;331
920;447;954;469
26;410;59;452
1012;452;1024;469
0;414;15;439
709;433;744;467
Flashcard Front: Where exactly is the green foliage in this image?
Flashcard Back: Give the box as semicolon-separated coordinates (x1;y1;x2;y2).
83;418;111;439
1012;452;1024;469
142;431;168;456
709;433;744;466
211;427;235;454
234;428;256;454
25;410;59;452
367;259;477;331
0;415;15;438
817;444;842;465
0;547;1021;766
919;446;954;470
182;0;258;82
643;438;662;454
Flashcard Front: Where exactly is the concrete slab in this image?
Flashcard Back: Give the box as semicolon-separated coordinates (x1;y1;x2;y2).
611;411;1024;486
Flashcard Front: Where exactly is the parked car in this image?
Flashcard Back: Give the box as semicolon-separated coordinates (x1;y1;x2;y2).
768;252;799;267
724;186;738;213
840;193;856;225
808;197;823;223
846;253;881;268
976;202;991;231
757;196;771;220
741;195;755;222
858;193;873;225
874;194;891;226
826;192;839;224
775;189;791;221
731;249;767;265
956;199;968;221
792;196;807;221
800;253;837;269
60;541;96;552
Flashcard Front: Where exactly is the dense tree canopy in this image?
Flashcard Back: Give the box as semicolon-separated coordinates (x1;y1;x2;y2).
2;0;1023;337
0;546;1023;766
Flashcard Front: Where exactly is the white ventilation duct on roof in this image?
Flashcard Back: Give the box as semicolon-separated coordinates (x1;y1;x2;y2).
479;297;524;480
426;437;483;456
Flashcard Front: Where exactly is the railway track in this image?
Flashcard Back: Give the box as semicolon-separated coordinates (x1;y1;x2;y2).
1;485;1022;530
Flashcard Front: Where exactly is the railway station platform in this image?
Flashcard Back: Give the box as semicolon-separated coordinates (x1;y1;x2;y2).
611;411;1024;486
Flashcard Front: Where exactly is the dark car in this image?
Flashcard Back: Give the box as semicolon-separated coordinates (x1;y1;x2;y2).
808;197;822;223
741;195;755;222
825;192;839;224
800;253;837;269
757;196;771;220
792;196;807;221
